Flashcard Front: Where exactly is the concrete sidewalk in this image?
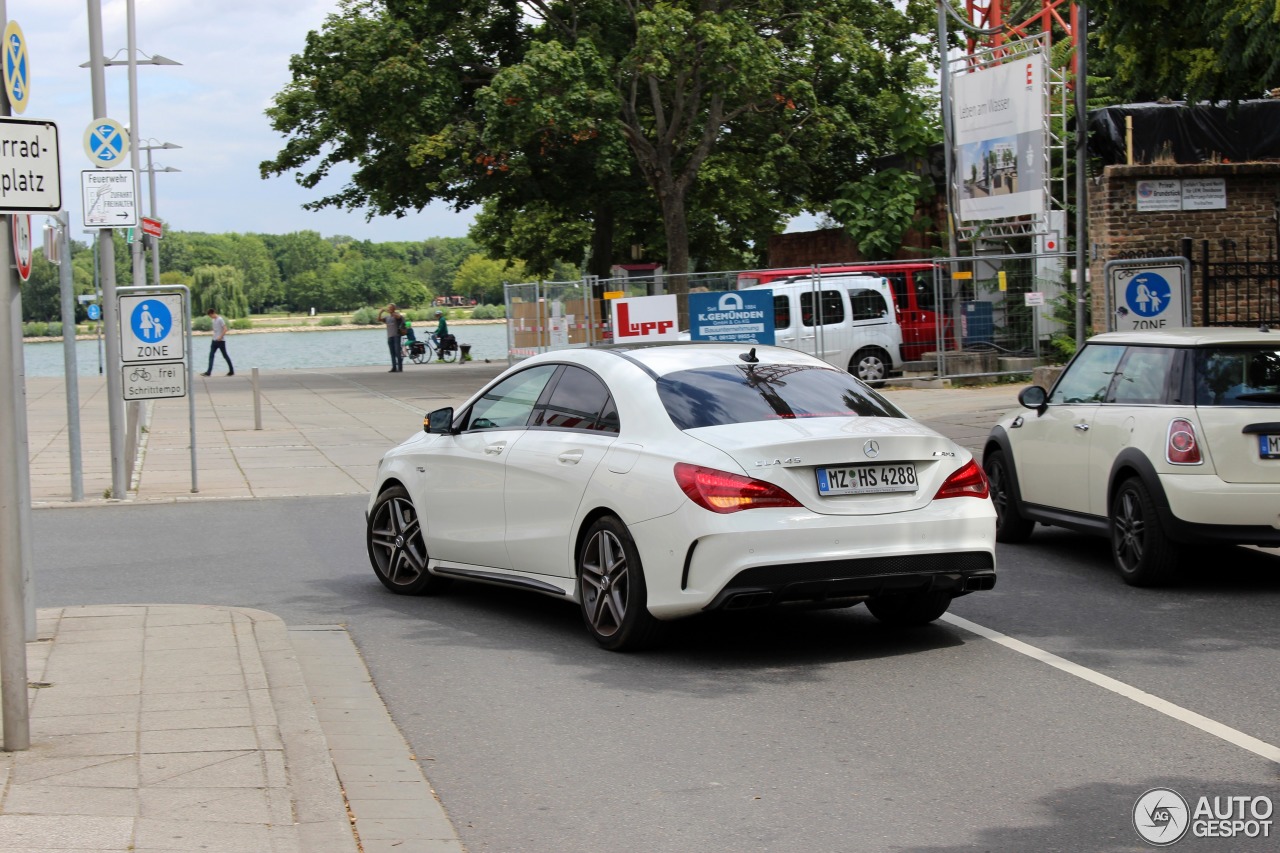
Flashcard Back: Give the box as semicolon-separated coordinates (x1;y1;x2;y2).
7;363;1026;851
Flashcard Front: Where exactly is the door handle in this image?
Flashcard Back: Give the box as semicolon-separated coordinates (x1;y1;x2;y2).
558;450;584;465
1073;423;1090;432
484;442;506;455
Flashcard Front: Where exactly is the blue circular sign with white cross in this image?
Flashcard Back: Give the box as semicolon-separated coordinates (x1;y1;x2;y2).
83;117;129;166
1125;272;1172;318
130;299;172;344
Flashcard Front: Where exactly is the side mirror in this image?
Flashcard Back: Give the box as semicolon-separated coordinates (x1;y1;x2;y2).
424;407;456;434
1017;385;1048;412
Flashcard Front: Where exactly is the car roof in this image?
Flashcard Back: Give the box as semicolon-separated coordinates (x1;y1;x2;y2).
529;342;829;378
740;275;886;291
1088;327;1279;347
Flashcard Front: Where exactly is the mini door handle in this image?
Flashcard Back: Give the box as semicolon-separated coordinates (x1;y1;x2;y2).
1073;423;1090;432
484;443;506;455
558;450;584;464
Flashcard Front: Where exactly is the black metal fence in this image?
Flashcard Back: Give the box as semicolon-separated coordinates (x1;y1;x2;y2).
1194;238;1280;328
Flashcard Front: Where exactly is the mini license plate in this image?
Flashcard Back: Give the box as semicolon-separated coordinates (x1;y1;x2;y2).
1260;435;1280;459
817;463;918;495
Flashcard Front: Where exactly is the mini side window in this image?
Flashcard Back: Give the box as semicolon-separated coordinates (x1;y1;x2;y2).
1049;344;1124;404
1110;347;1176;404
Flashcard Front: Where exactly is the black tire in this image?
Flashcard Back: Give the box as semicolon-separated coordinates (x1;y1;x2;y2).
367;485;452;595
438;346;457;364
577;516;664;651
983;449;1035;543
850;347;891;386
1110;477;1180;586
865;590;953;626
410;348;428;364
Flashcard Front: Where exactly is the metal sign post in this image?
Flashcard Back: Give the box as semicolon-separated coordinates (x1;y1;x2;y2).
116;285;197;492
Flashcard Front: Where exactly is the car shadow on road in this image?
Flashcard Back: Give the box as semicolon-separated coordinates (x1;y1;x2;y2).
314;577;973;698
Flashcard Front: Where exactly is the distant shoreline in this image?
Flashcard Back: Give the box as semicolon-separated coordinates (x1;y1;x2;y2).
26;317;507;343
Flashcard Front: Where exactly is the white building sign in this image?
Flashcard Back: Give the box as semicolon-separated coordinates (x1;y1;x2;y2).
952;49;1047;222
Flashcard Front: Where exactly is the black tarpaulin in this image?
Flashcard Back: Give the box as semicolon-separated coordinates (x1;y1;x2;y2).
1087;101;1280;165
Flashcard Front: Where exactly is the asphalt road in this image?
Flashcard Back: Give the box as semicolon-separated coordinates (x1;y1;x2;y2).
32;497;1280;852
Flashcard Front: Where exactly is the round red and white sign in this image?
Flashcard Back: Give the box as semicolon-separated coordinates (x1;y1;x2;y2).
12;214;32;281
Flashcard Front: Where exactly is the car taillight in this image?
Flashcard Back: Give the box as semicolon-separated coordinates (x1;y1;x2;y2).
934;459;989;500
674;463;803;513
1167;418;1202;464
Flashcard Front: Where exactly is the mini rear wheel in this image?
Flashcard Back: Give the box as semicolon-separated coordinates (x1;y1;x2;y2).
367;485;451;595
1111;477;1180;586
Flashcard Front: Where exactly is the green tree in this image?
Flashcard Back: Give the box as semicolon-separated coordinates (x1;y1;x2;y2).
190;265;249;318
453;253;527;305
262;0;938;286
1090;0;1280;103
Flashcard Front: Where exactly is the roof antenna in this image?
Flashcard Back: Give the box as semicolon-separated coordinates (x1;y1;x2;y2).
739;347;759;364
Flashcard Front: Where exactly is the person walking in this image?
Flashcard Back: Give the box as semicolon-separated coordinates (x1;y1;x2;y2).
378;303;405;372
200;308;234;376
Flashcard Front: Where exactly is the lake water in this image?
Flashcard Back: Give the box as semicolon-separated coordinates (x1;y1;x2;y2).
22;323;514;377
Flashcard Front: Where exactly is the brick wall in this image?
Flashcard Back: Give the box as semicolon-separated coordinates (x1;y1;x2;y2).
1087;163;1280;332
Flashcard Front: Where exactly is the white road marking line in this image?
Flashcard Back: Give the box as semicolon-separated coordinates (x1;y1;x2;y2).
942;613;1280;765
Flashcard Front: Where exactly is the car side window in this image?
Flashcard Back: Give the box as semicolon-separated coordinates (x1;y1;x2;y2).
885;274;908;311
465;365;558;431
1110;347;1176;404
848;288;888;321
774;294;791;329
912;270;937;312
801;290;845;327
1049;344;1125;404
532;366;614;431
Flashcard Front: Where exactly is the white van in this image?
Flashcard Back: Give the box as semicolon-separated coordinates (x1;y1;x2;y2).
739;275;903;384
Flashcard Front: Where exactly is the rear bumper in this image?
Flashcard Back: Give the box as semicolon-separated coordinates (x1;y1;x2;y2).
1158;474;1280;544
629;500;996;619
706;552;996;611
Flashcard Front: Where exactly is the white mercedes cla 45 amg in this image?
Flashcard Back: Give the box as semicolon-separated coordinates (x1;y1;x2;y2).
367;343;997;650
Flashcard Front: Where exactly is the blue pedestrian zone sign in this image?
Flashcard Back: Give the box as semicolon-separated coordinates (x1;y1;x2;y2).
1125;272;1172;318
87;303;101;321
130;299;172;345
689;289;775;344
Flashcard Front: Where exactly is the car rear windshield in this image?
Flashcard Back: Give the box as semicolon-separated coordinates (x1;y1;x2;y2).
656;364;907;429
1194;346;1280;405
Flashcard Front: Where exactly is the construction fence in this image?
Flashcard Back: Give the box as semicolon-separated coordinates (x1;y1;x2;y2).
503;252;1076;381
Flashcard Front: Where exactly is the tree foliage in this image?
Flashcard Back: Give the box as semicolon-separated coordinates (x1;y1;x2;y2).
1090;0;1280;103
262;0;940;284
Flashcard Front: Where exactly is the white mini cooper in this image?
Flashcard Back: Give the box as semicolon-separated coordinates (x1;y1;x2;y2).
985;328;1280;585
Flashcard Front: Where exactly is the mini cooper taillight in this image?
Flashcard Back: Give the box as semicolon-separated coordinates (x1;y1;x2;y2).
674;463;803;513
933;459;990;500
1167;418;1202;464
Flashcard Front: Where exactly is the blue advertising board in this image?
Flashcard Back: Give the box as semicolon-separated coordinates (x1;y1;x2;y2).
689;290;775;344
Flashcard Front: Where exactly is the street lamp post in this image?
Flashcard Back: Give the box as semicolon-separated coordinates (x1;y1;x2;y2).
139;140;180;286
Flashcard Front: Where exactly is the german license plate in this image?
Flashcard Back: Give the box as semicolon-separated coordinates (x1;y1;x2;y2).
817;463;918;495
1260;435;1280;459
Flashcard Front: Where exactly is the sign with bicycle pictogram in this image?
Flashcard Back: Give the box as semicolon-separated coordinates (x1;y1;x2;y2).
1104;258;1191;332
122;361;186;401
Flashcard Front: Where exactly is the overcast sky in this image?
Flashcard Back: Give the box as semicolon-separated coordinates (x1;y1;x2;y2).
21;0;815;244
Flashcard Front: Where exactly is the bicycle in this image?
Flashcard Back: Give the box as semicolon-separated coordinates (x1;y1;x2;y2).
129;367;152;382
402;338;431;364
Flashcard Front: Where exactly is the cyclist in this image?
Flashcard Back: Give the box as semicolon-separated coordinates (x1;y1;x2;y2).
431;310;449;347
